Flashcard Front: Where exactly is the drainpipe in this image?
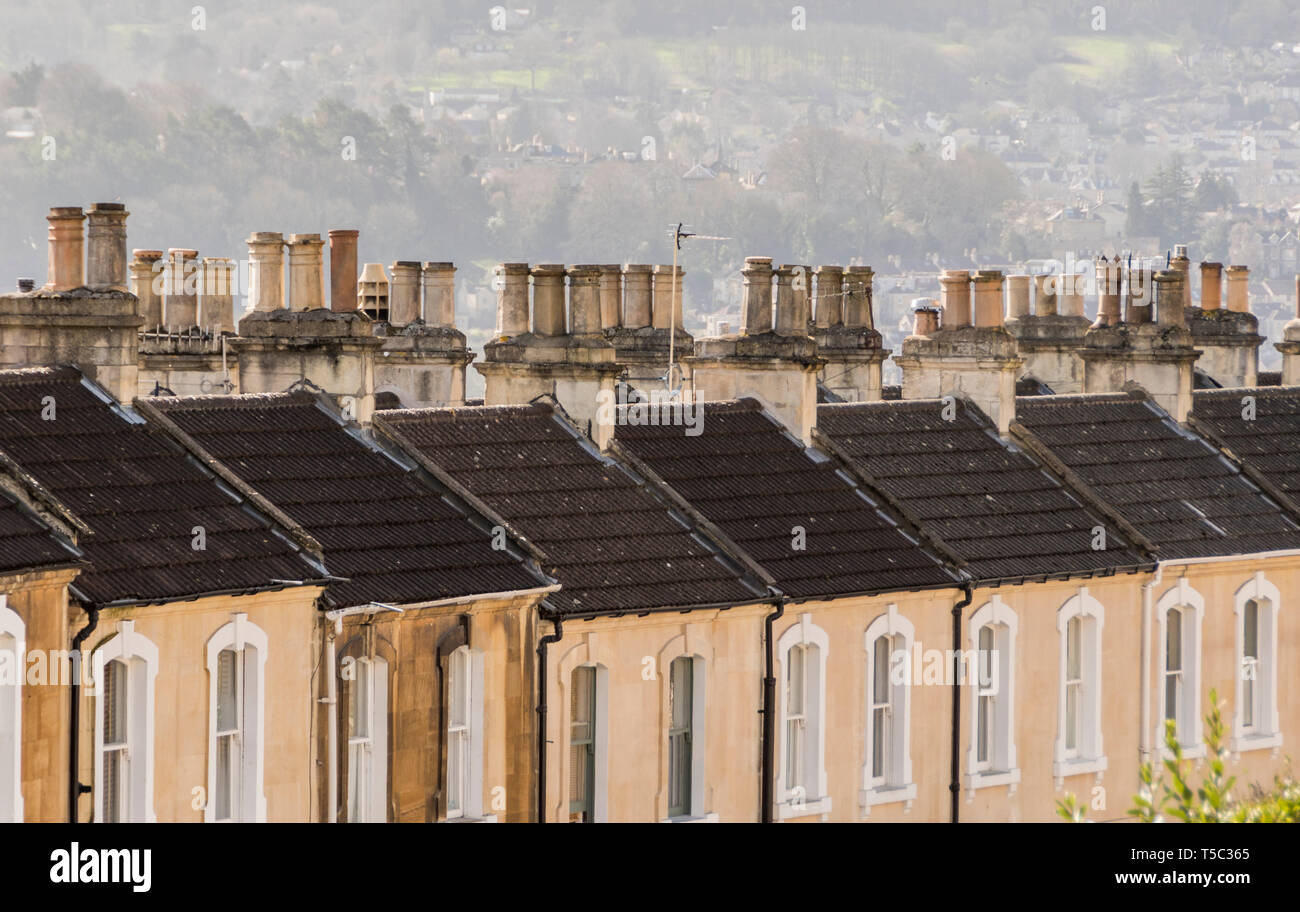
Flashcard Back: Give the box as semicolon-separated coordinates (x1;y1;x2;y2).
323;616;341;823
68;605;99;823
949;582;973;824
536;612;563;824
1139;565;1163;766
760;597;785;823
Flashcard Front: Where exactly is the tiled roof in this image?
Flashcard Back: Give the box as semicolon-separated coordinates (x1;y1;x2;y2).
0;487;80;575
375;403;762;614
1193;386;1300;500
153;392;546;608
1017;392;1300;559
0;368;317;607
614;399;955;598
817;398;1147;582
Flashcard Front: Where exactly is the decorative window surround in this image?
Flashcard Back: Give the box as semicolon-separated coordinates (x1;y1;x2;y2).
204;614;268;823
1053;587;1107;789
92;620;159;823
0;597;24;824
775;614;831;821
1156;580;1205;760
861;604;916;815
965;596;1020;800
1231;573;1282;758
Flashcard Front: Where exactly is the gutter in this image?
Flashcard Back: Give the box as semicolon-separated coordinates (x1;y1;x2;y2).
68;604;99;822
949;581;974;824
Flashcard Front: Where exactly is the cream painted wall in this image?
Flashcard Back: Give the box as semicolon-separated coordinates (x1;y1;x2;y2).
75;587;323;823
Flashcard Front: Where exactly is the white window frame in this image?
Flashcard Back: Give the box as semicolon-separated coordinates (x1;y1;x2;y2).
204;613;268;823
565;662;608;823
445;646;488;821
91;620;158;823
1231;573;1281;755
0;597;24;823
662;654;711;822
1053;588;1107;787
346;655;388;823
1155;579;1204;759
775;613;831;820
861;604;916;814
964;596;1020;797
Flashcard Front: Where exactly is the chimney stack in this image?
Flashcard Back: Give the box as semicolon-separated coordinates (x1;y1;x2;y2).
813;265;843;327
531;264;566;336
939;270;971;328
972;270;1005;328
1125;266;1153;324
622;265;653;329
328;229;359;312
164;248;199;326
199;257;235;330
1006;275;1031;320
568;266;603;335
247;232;286;312
740;256;774;334
844;266;874;329
1225;265;1250;313
911;298;940;336
358;263;389;321
1033;273;1057;316
86;203;129;289
1057;272;1084;318
598;265;622;329
1199;262;1223;310
1170;245;1192;310
494;263;529;336
45;207;86;291
131;250;164;325
1154;270;1186;327
1279;275;1300;384
421;262;456;328
387;260;421;325
287;234;326;312
1093;258;1122;328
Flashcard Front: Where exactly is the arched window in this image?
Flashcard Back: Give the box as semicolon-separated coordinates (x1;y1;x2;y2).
1156;580;1204;758
0;598;23;823
1233;574;1281;753
965;597;1020;796
205;614;267;823
1054;589;1106;786
775;614;830;820
346;655;388;823
92;620;158;823
862;605;916;813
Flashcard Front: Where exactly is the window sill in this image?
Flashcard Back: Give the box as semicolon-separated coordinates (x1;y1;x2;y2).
859;783;917;816
1230;732;1281;756
1053;756;1107;789
963;768;1020;801
446;814;498;823
1159;741;1206;762
661;812;720;823
776;796;832;820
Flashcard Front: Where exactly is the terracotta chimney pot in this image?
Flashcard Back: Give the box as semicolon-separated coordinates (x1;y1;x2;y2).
86;202;129;289
45;206;86;291
328;229;359;312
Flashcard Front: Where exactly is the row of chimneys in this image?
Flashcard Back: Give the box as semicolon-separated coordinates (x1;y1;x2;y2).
738;257;876;334
493;263;686;337
911;257;1252;336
